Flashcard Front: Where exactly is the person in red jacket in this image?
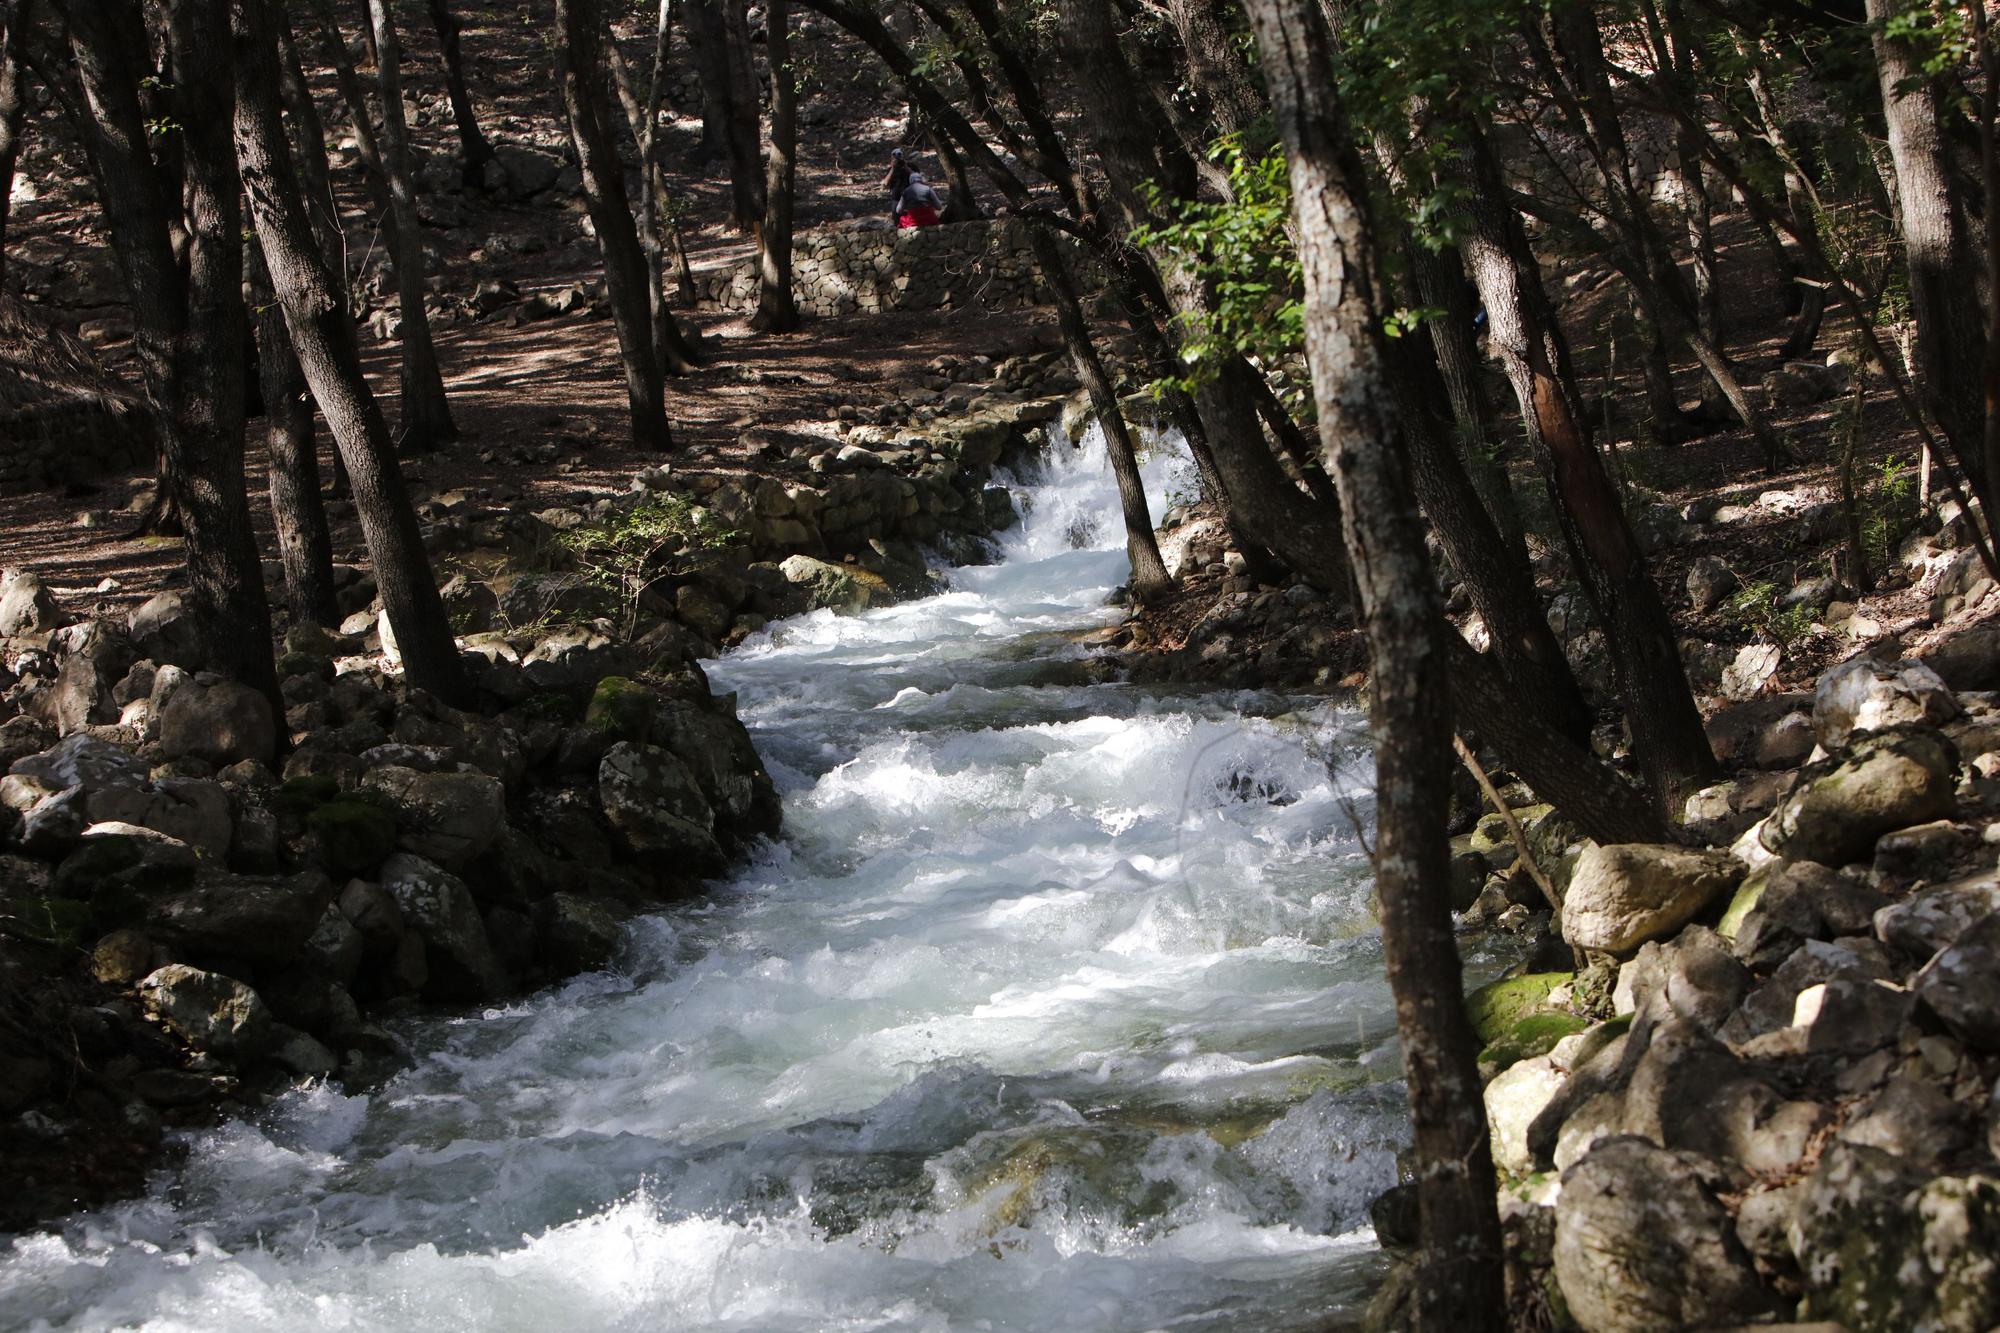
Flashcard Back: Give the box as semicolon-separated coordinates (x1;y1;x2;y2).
896;172;944;228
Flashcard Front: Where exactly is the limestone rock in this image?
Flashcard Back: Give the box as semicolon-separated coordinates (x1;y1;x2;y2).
0;569;67;636
1914;914;2000;1050
8;733;149;790
597;741;723;871
1685;556;1739;614
777;554;890;614
1554;1137;1776;1332
360;766;507;870
137;964;277;1059
1488;1055;1567;1177
1813;656;1960;752
146;870;335;969
127;591;204;668
1562;843;1741;955
380;853;507;1000
1761;727;1958;866
1875;874;2000;960
158;677;277;767
536;892;622;973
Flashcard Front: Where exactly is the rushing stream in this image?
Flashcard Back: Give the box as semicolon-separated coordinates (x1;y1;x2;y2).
0;430;1491;1332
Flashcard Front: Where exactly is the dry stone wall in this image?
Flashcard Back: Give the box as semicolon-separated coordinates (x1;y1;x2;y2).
694;218;1102;318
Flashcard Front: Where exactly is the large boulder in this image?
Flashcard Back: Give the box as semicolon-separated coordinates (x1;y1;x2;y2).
137;964;278;1059
145;870;335;970
1684;556;1738;614
380;853;508;1000
158;676;277;767
1561;843;1741;955
8;733;149;790
535;892;622;973
777;554;890;614
1875;874;2000;960
127;591;205;668
596;741;723;872
1813;656;1960;751
360;766;507;870
0;569;67;637
1761;727;1958;866
1913;914;2000;1051
1923;624;2000;691
1792;1142;2000;1331
1553;1137;1777;1332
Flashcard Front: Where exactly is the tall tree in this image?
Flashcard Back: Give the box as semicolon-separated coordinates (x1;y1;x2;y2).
68;0;278;707
754;0;798;332
235;0;468;704
424;0;493;188
366;0;456;452
1245;1;1505;1324
0;0;33;284
556;0;674;448
683;0;763;230
249;245;338;629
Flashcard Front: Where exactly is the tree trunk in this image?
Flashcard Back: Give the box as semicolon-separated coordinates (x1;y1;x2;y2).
1057;0;1351;594
1866;0;1993;508
425;0;493;188
684;0;762;229
926;125;982;223
249;245;339;629
0;0;33;286
70;0;278;708
753;0;797;332
605;23;703;371
1245;3;1505;1324
1167;0;1262;136
1027;223;1172;601
556;0;673;450
1458;125;1718;816
236;0;468;706
366;0;455;453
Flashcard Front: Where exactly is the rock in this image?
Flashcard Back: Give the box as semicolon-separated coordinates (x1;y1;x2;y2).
90;929;159;986
1488;1055;1568;1176
1923;624;2000;691
1562;843;1741;955
1914;914;2000;1050
8;733;149;789
137;964;277;1059
1792;1143;2000;1331
1721;643;1781;701
1761;727;1958;866
146;870;335;969
776;554;890;613
520;627;638;695
1766;359;1846;407
380;853;508;1000
1685;556;1739;613
1813;657;1960;751
360;766;506;870
0;569;67;636
1611;925;1748;1030
127;591;204;668
1705;694;1813;768
596;741;722;871
1553;1138;1776;1332
490;142;562;198
1838;1073;1973;1165
1367;1182;1419;1251
1466;972;1572;1044
158;677;277;767
1753;712;1816;769
306;795;400;875
55;823;199;898
301;907;364;986
674;584;734;642
1722;860;1891;969
536;892;622;973
15;785;88;856
1875;874;2000;959
270;1028;339;1078
1720;939;1904;1049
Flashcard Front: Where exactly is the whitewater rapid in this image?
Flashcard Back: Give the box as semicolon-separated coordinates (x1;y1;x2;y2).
0;429;1495;1332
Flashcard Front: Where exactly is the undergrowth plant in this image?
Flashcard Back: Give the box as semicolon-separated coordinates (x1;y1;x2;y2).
559;495;741;638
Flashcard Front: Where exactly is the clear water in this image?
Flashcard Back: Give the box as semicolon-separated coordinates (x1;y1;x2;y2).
1;429;1442;1332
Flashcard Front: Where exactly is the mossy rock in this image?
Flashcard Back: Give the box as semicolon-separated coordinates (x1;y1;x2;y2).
11;896;95;949
307;797;399;875
276;774;343;816
1716;870;1770;941
1478;1011;1588;1079
513;691;582;725
1466;971;1573;1045
584;675;659;740
276;650;335;681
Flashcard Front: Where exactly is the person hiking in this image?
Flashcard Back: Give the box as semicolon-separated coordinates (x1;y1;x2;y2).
884;148;912;223
896;171;944;229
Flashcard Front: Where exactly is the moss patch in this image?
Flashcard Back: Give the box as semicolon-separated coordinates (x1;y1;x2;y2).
1466;971;1573;1045
307;797;399;875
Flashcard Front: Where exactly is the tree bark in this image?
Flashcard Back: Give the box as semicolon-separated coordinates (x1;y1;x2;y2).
249;244;338;629
1245;3;1505;1324
753;0;797;332
366;0;456;452
605;22;704;369
1457;125;1718;816
1866;0;1993;509
70;0;278;708
1027;223;1172;601
1167;0;1262;137
0;0;33;286
556;0;673;449
424;0;493;188
236;0;468;705
684;0;762;229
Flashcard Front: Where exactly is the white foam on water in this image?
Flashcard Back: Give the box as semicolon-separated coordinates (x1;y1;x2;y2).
1;424;1447;1332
